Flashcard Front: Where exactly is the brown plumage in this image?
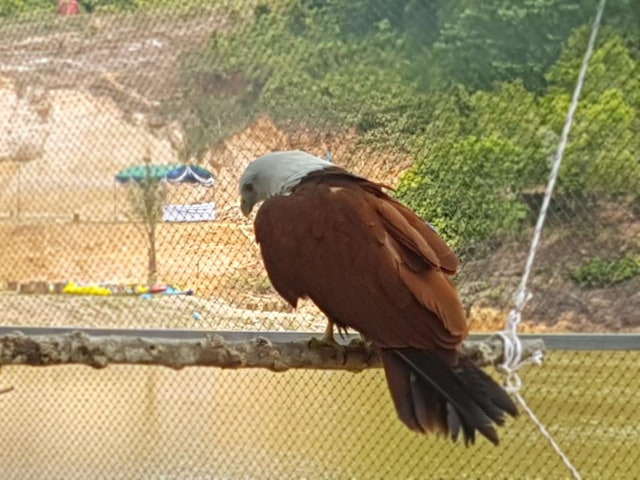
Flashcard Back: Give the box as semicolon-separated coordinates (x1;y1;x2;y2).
240;151;517;445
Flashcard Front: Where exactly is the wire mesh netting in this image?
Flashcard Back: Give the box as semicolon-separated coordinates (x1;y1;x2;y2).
0;0;639;478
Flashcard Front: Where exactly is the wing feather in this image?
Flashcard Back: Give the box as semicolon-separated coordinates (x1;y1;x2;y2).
376;200;443;271
398;268;468;337
371;193;467;336
376;196;460;275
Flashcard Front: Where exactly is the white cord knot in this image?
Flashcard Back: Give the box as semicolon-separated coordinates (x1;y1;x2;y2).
496;326;544;393
496;290;543;394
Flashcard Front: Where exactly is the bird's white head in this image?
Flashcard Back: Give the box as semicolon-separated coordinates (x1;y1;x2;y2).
239;150;333;216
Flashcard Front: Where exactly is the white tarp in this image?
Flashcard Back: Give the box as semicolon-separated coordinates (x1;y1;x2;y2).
162;202;217;222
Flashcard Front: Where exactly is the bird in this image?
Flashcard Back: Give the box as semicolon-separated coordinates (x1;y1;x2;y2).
239;150;518;445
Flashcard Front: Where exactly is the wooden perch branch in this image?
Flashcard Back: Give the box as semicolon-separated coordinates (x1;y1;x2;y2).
0;330;545;372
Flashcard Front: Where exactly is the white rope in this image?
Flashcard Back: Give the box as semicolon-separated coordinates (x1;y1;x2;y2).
496;1;607;479
513;393;583;479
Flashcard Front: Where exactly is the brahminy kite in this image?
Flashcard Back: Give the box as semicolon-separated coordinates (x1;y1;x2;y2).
239;150;517;445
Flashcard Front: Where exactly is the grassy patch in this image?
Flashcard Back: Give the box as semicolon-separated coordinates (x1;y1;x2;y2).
569;255;640;289
228;272;274;295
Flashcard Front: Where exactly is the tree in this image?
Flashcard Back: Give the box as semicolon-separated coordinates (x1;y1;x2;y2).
426;0;595;92
544;28;640;199
126;156;166;287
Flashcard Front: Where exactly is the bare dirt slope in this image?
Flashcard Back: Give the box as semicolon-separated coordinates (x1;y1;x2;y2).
0;13;223;104
0;12;223;220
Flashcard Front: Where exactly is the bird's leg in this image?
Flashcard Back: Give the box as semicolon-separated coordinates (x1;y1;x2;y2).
322;320;338;345
308;320;341;349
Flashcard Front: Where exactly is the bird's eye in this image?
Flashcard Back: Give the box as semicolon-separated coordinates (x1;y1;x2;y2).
243;183;254;193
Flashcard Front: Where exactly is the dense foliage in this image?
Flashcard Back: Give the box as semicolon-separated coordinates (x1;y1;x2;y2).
0;0;50;17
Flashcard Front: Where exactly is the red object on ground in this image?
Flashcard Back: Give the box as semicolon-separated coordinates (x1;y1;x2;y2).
58;0;79;16
150;284;169;294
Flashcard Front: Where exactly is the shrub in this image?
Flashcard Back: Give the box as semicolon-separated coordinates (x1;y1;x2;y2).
569;256;640;289
0;0;51;17
396;135;533;254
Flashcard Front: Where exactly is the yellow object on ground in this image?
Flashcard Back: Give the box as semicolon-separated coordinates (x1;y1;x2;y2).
62;282;113;296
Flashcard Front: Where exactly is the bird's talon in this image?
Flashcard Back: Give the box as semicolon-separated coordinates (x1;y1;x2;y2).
348;334;372;348
307;335;341;350
308;320;341;351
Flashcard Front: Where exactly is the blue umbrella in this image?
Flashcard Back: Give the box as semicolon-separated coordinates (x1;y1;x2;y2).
166;165;215;187
115;164;215;187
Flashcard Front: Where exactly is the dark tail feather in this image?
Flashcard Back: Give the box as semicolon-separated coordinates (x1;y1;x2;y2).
455;357;519;420
381;349;518;446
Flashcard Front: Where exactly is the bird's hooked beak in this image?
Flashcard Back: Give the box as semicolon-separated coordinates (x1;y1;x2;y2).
240;198;253;217
239;175;258;217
